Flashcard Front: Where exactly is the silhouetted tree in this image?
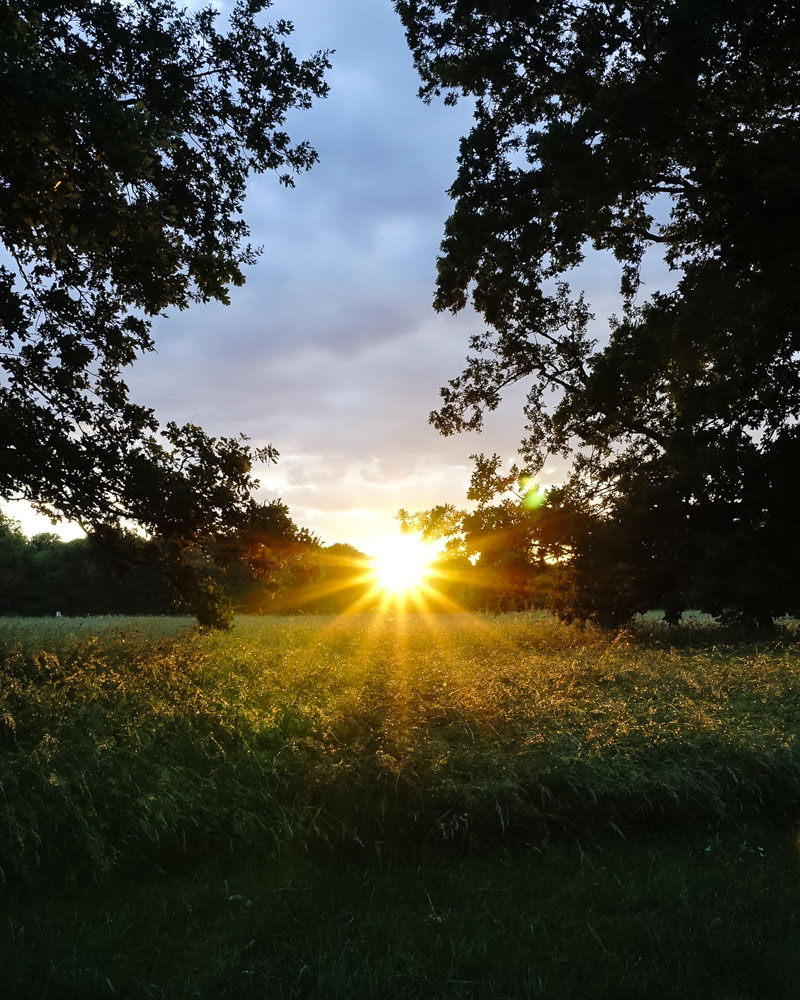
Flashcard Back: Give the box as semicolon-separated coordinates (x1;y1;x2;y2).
1;1;330;625
0;513;174;616
0;506;324;620
396;0;800;626
0;514;29;612
210;501;322;617
401;454;556;612
300;543;375;614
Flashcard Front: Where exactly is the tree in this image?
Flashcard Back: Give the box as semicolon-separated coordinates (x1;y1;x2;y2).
293;543;376;614
0;511;176;615
396;0;800;625
0;512;29;612
0;505;324;620
400;453;556;612
0;1;330;623
207;500;322;616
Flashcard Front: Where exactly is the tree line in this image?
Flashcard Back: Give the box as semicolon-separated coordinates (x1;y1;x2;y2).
0;510;385;619
0;506;557;619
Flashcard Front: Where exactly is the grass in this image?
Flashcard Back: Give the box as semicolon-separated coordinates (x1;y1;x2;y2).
5;826;800;999
2;612;800;996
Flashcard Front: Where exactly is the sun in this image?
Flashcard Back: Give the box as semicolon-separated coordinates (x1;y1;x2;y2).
369;535;436;596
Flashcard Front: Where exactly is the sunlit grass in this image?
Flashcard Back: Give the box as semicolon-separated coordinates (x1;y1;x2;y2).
3;612;800;997
2;611;800;885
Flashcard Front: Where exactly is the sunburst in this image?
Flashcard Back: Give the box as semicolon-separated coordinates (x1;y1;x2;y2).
369;534;436;598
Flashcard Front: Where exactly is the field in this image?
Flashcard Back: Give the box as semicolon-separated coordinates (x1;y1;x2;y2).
2;612;800;998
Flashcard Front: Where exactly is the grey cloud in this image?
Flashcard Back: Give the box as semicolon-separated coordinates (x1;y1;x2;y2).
123;1;646;552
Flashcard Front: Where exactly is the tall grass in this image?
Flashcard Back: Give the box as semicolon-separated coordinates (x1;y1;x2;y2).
2;612;800;884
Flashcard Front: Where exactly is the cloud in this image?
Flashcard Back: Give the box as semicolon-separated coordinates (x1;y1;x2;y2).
13;0;661;552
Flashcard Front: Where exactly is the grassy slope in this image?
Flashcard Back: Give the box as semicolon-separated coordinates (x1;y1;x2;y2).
2;613;800;997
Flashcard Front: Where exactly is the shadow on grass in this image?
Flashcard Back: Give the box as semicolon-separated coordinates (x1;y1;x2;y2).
2;823;799;999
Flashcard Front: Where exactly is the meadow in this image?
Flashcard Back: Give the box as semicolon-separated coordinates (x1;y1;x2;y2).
2;612;800;998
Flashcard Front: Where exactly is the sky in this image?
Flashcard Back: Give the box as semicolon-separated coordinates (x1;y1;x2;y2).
4;0;655;555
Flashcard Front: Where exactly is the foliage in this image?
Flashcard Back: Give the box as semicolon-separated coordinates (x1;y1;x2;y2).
395;0;800;625
0;507;319;624
283;542;378;614
0;513;173;616
0;1;330;622
400;453;556;611
185;499;323;625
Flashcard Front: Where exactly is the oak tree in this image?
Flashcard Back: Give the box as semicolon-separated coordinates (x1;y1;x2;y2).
396;0;800;625
400;453;555;612
1;1;330;623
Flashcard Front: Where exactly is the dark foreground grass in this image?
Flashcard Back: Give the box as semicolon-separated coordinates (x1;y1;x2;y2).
3;824;800;999
2;613;800;996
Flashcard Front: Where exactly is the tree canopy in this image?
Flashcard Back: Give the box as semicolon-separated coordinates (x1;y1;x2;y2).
0;0;330;622
396;0;800;625
400;452;556;612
